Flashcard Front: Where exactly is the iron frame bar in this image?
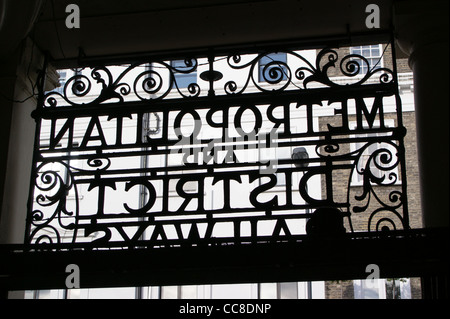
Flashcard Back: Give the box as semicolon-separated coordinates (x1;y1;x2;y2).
26;33;410;248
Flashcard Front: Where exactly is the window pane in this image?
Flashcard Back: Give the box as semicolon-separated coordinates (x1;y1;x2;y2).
362;65;368;74
36;289;65;299
161;286;179;299
371;46;380;56
211;284;256;299
171;60;197;88
81;287;137;299
351;45;382;75
260;53;286;65
279;282;298;299
181;285;198;299
276;172;286;186
259;283;277;299
385;279;401;299
175;74;196;88
362;279;381;299
55;70;68;94
399;278;412;299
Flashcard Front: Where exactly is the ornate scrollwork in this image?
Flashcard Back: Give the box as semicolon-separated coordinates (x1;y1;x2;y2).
28;161;79;245
348;141;406;232
338;53;394;86
44;58;200;107
45;66;131;107
355;142;400;187
29;39;408;248
134;68;165;100
29;225;61;246
224;51;312;94
44;45;394;108
223;46;394;95
85;156;112;172
315;141;342;157
367;208;406;233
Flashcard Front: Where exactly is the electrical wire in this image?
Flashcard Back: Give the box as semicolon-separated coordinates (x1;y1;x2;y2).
0;29;39;103
51;0;66;59
0;0;73;105
370;42;390;72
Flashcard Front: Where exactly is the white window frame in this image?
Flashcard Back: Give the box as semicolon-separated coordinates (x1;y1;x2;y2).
171;59;198;89
350;44;383;75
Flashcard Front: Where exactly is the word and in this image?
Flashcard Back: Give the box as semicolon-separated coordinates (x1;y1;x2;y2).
171;125;278;173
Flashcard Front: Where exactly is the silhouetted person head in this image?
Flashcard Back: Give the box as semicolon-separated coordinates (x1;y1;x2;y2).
306;207;346;238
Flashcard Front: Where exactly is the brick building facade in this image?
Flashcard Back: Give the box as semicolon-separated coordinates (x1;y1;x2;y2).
321;45;423;299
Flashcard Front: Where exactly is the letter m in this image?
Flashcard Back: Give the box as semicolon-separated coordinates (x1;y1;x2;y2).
355;95;384;130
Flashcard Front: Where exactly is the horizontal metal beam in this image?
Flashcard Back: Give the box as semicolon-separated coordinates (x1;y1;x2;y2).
1;228;448;291
71;31;392;69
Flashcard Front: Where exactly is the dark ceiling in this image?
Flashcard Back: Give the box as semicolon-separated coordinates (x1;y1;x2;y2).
7;0;398;67
8;0;448;69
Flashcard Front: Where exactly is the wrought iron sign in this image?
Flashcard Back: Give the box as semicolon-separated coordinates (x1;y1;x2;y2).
27;39;409;248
